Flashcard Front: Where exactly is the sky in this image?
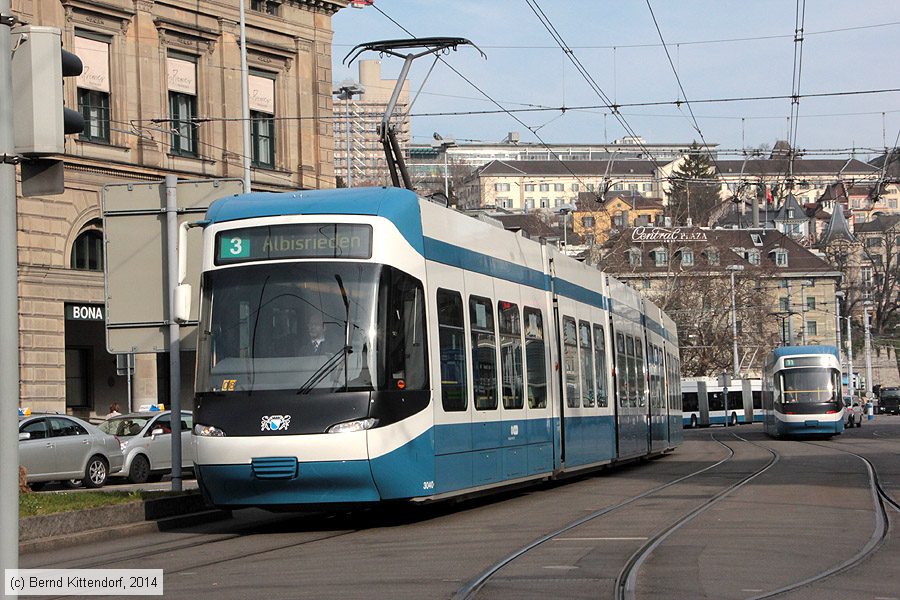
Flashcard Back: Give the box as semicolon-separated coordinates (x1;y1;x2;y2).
332;1;900;159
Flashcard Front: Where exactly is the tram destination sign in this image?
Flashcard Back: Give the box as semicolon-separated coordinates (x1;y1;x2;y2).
216;224;372;265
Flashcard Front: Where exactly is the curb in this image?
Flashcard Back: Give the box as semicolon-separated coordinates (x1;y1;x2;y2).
19;494;232;554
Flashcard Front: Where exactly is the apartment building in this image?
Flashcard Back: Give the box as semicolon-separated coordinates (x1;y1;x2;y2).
12;0;347;418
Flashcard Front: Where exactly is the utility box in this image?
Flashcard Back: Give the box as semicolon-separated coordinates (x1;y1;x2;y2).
11;26;65;155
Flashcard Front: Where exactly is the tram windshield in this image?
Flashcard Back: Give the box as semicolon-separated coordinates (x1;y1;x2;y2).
196;262;427;394
777;368;841;404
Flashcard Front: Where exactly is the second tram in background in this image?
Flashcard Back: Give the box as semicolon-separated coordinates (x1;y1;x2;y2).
681;377;761;428
762;345;844;437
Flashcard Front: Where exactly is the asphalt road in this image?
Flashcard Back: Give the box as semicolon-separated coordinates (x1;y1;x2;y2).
21;417;900;600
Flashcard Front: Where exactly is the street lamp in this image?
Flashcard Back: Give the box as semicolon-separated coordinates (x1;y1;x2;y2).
835;290;844;393
726;264;744;377
432;133;456;199
334;80;365;187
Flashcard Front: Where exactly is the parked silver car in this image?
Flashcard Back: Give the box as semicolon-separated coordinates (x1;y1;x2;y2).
99;410;193;484
19;414;124;489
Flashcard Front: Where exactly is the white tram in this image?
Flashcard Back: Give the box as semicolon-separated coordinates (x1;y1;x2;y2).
762;345;844;438
189;187;682;508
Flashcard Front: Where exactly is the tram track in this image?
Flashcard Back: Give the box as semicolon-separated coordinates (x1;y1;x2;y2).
741;440;899;600
454;431;772;600
614;432;779;600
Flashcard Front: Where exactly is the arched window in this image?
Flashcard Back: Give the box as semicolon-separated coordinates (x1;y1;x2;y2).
71;229;104;271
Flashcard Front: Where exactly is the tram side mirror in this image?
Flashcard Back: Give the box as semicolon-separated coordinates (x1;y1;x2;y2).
173;284;192;324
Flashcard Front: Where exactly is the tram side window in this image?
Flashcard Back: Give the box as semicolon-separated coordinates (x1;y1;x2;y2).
709;391;725;411
437;289;467;412
498;301;523;410
380;268;428;390
649;346;659;408
728;391;743;410
563;316;580;407
625;336;638;407
524;307;547;409
752;391;762;409
578;321;595;407
593;324;608;407
616;333;627;407
470;295;498;410
634;341;646;407
683;392;699;413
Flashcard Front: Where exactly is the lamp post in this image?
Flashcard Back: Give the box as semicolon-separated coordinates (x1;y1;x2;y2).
727;264;744;377
863;301;873;400
560;206;572;249
835;290;844;392
432;133;456;199
334;81;364;187
799;279;813;345
845;314;854;398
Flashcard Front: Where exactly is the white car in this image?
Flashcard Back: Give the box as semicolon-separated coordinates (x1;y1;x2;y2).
19;413;124;489
99;410;193;484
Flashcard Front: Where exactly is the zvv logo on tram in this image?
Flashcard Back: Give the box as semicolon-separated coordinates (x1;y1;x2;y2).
261;415;292;432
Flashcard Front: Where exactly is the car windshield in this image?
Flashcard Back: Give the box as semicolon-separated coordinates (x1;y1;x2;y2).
778;368;840;403
99;416;152;437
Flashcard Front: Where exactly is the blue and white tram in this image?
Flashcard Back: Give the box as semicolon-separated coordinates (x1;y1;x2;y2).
189;187;682;508
762;346;844;438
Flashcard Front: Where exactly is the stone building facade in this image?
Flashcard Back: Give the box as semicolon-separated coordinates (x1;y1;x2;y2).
12;0;347;417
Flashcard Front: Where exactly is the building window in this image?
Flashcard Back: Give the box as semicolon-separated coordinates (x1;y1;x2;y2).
75;34;111;143
787;209;794;218
653;248;668;267
582;216;595;228
555;198;564;207
775;250;788;266
539;183;549;192
71;229;104;271
613;210;628;228
613;183;623;191
628;248;642;267
525;198;535;210
571;183;579;192
554;183;564;192
250;111;275;168
167;53;198;157
806;320;818;336
540;198;548;208
747;250;761;265
249;72;276;168
628;183;638;192
681;249;694;267
65;348;92;408
779;297;789;312
706;248;720;265
587;183;595;192
643;183;652;192
77;90;110;142
251;0;280;15
806;296;816;311
866;237;883;248
642;279;651;289
524;184;535;192
494;183;510;192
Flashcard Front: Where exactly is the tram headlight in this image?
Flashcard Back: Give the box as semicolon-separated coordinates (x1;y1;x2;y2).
327;418;378;434
193;423;226;437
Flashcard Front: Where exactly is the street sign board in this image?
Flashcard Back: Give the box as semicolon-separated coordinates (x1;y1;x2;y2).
102;179;244;353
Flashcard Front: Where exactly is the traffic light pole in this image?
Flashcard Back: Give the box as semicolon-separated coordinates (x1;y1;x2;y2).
1;0;22;593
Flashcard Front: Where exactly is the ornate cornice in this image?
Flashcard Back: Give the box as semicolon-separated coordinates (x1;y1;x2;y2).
293;0;348;16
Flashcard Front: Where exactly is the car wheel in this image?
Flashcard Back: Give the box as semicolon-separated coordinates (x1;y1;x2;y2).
128;455;151;484
83;456;108;489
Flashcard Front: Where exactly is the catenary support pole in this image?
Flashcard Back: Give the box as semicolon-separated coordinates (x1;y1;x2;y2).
239;0;251;192
165;175;182;492
1;0;21;592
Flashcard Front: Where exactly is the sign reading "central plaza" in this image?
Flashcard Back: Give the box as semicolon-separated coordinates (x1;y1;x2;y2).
631;227;709;243
215;223;373;264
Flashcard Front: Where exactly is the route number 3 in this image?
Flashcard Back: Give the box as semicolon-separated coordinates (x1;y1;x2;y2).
220;237;250;259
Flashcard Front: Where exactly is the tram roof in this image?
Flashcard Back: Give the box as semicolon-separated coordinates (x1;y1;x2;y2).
205;186;425;252
772;345;839;359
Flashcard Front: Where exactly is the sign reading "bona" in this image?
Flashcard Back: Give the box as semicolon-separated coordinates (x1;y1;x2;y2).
65;303;105;321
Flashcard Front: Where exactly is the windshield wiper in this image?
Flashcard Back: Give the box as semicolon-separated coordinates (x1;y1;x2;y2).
296;345;352;395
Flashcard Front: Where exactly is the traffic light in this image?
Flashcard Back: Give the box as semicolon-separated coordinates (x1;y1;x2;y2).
11;25;84;195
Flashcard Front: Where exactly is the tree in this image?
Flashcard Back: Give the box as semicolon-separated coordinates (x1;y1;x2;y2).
668;143;721;226
859;222;900;335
